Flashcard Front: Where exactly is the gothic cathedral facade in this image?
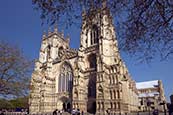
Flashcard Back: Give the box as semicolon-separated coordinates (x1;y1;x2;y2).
29;3;139;114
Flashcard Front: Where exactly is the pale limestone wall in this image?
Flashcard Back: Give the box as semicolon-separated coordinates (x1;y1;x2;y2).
29;5;140;114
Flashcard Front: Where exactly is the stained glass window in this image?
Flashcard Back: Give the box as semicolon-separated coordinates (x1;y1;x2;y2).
58;63;73;92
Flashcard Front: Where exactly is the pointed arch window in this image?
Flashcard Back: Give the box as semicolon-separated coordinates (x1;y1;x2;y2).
90;25;99;45
88;53;97;69
58;63;73;93
46;44;51;60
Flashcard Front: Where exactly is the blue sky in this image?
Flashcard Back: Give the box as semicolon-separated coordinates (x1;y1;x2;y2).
0;0;173;102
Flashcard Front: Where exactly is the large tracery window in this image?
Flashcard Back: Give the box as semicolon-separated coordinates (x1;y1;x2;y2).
58;63;73;92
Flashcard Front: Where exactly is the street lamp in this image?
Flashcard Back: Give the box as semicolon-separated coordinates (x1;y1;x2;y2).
147;99;151;115
160;101;167;115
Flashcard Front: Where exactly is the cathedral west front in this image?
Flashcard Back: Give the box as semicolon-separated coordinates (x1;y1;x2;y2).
29;2;139;114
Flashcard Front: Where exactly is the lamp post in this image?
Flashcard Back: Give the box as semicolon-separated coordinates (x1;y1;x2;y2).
160;101;167;115
147;99;151;115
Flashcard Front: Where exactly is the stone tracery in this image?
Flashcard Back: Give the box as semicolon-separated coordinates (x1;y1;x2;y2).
58;63;73;93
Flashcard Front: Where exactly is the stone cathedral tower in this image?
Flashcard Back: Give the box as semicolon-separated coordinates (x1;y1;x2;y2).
29;1;139;114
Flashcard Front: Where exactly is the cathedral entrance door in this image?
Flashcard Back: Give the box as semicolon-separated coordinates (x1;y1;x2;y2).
67;102;71;110
62;102;71;112
87;98;96;114
60;96;71;112
87;73;96;114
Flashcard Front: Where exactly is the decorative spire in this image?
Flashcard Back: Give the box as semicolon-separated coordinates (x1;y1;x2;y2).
42;30;47;40
82;6;86;16
61;30;64;37
102;0;107;8
89;0;94;11
54;22;58;33
48;27;51;35
66;34;70;44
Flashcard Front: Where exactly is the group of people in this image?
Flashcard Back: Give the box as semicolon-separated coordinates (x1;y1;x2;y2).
53;109;63;115
53;108;84;115
71;108;82;115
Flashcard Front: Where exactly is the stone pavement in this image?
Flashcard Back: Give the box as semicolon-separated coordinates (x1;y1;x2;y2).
3;112;168;115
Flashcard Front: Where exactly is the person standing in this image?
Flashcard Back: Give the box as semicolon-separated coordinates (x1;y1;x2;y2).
60;110;63;115
53;109;58;115
77;108;80;115
81;111;84;115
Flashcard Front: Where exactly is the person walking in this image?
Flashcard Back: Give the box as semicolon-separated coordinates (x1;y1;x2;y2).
59;110;63;115
81;111;84;115
53;109;58;115
106;109;110;115
152;109;159;115
77;108;80;115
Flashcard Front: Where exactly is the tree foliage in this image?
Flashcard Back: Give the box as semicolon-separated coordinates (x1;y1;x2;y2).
9;96;29;109
0;41;33;97
32;0;173;62
0;97;29;109
0;99;13;109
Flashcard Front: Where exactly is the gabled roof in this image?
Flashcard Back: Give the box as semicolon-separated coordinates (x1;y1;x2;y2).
136;80;159;89
139;92;159;98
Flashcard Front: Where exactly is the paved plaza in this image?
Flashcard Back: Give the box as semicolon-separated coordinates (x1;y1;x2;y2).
2;111;169;115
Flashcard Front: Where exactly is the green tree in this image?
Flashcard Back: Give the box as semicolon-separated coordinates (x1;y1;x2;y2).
0;99;13;109
0;97;29;109
32;0;173;62
0;41;33;97
10;96;29;109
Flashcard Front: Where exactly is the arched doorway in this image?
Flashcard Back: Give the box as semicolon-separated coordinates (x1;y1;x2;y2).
87;54;97;114
62;102;71;112
60;96;72;112
87;73;96;114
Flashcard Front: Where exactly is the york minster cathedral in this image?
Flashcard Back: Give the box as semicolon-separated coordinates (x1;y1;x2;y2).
29;2;139;114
